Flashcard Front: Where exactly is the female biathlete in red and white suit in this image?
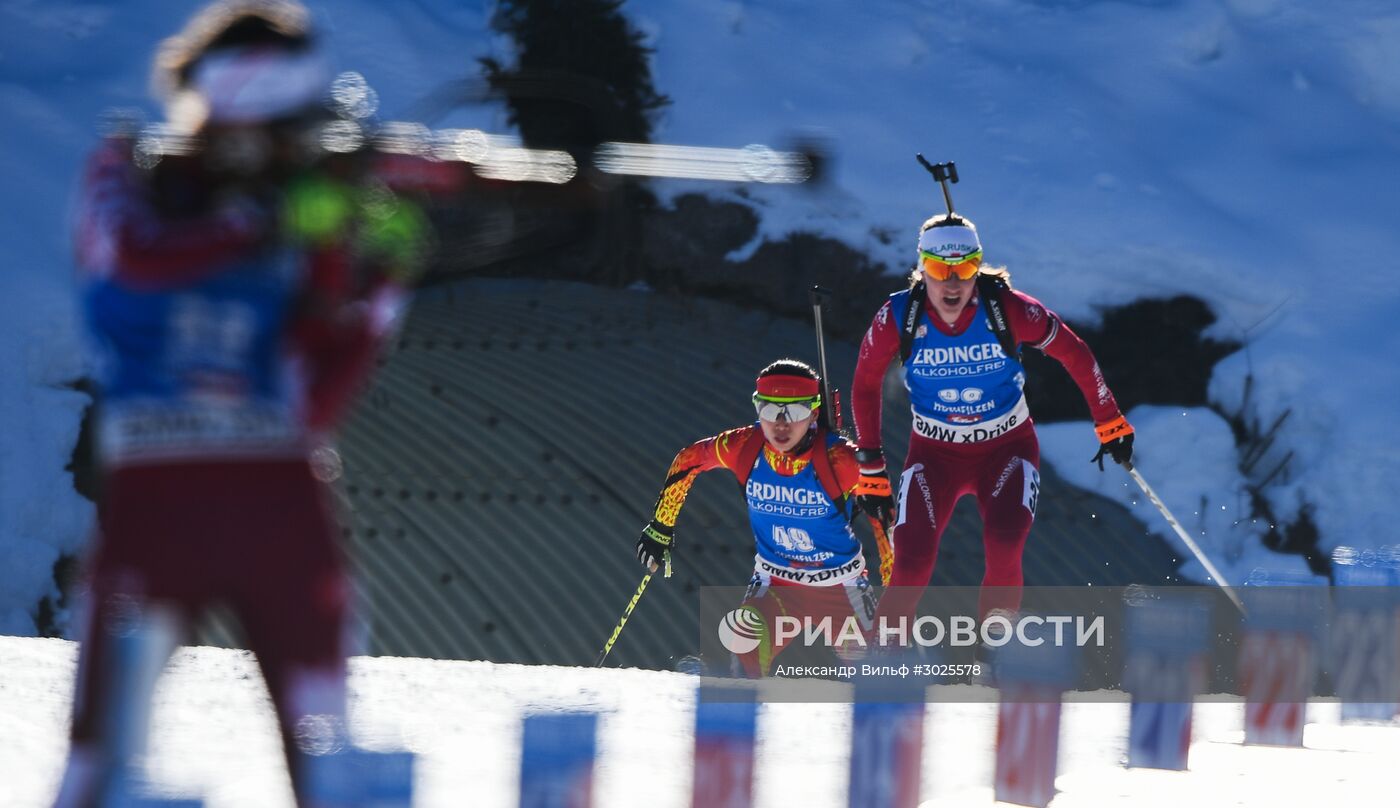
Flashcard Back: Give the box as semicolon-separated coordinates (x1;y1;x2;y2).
849;213;1135;630
55;6;429;806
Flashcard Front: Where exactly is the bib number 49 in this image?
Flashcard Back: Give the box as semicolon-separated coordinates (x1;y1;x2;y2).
772;525;814;552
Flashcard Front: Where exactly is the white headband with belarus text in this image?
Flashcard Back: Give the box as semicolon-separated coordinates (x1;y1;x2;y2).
190;46;329;124
917;224;981;259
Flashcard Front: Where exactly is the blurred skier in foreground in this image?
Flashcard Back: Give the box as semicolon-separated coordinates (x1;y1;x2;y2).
636;359;879;676
55;2;428;805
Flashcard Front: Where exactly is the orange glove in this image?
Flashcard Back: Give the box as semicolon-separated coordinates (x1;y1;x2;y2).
1092;415;1135;470
854;447;896;526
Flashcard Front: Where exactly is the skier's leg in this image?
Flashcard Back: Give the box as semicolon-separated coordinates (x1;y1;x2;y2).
830;572;877;659
735;571;789;677
54;583;186;808
887;461;960;586
228;462;351;805
54;466;205;808
975;431;1041;621
874;440;962;641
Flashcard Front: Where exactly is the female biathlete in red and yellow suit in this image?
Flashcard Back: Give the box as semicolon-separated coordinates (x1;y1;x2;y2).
850;213;1136;631
635;360;881;677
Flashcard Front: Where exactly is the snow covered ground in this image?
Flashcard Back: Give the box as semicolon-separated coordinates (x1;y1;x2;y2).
1;3;1396;621
2;636;1395;807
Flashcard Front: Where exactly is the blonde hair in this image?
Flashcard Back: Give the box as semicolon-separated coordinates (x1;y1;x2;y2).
151;0;312;101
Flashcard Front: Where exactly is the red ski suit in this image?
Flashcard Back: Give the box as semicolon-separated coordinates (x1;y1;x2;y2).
851;282;1125;624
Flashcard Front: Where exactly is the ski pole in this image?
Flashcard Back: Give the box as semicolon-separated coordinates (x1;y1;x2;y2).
1124;461;1247;616
808;286;841;433
595;571;653;666
809;285;896;582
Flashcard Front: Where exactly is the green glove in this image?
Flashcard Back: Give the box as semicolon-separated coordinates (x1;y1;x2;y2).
282;175;356;246
355;189;431;283
635;520;674;578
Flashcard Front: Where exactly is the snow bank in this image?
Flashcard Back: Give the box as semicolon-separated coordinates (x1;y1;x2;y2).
1038;406;1323;584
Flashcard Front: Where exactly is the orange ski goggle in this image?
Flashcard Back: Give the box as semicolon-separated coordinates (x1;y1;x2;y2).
919;250;982;281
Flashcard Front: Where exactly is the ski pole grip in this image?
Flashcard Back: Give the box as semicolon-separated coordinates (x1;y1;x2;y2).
809;285;831;307
916;154;959;215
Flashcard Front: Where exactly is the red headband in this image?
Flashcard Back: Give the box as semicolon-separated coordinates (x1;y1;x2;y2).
755;374;819;399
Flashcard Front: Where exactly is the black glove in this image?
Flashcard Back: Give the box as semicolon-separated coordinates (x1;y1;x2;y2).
854;447;897;526
1091;417;1135;471
635;520;674;578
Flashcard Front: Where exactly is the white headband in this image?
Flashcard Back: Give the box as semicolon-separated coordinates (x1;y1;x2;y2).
190;46;329;124
917;224;982;259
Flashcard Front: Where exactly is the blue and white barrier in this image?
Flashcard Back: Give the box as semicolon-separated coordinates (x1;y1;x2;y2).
1123;595;1210;770
992;625;1077;808
304;749;415;808
1240;571;1327;746
106;776;203;808
692;687;757;808
519;713;597;808
1330;547;1399;722
847;672;925;808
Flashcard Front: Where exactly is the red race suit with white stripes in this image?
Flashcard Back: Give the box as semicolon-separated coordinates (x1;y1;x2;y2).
851;282;1126;626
